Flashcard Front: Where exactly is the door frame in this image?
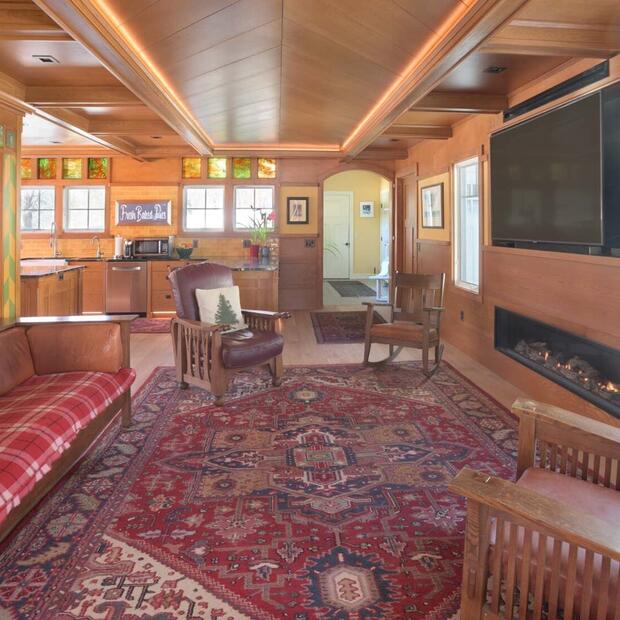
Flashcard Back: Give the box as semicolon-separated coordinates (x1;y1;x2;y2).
317;163;395;309
323;190;354;280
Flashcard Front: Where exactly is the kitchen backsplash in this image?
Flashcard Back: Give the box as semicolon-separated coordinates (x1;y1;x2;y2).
21;236;279;259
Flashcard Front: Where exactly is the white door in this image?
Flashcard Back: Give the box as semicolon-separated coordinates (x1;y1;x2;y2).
323;191;352;279
379;187;391;268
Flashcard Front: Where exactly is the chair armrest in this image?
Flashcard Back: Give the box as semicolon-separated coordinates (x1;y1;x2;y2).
362;301;393;308
450;467;620;561
241;309;290;334
171;317;227;333
514;398;620;446
241;309;291;320
513;398;620;477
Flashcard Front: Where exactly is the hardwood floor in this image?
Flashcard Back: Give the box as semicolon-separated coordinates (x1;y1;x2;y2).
130;310;523;410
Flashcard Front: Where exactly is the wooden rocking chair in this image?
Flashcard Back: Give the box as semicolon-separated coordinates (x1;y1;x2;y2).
363;272;446;375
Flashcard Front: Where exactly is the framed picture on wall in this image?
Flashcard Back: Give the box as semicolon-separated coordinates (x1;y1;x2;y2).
421;183;444;228
359;201;374;217
286;197;309;224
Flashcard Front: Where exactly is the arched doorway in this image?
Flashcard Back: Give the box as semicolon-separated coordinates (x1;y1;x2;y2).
319;167;394;309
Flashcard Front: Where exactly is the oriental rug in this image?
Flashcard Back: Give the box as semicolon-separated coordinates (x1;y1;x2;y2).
0;362;518;619
310;310;385;343
131;317;171;334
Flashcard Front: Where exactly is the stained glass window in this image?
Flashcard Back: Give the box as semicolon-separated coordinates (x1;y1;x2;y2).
6;130;15;149
21;158;33;180
0;126;4;147
88;157;108;179
257;158;276;179
182;157;202;179
62;158;82;179
232;158;252;179
207;157;227;179
38;158;57;179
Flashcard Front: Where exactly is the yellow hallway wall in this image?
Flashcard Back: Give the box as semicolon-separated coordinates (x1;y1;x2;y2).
323;170;385;276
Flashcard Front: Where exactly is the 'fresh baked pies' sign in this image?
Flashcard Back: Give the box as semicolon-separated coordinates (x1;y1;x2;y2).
115;200;172;225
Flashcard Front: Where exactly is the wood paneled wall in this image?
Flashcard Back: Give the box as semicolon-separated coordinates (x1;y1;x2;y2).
395;65;620;427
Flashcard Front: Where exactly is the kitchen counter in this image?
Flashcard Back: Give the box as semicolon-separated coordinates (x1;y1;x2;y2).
22;256;279;271
20;265;85;278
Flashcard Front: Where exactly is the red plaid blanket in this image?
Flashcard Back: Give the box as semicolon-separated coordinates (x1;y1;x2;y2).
0;368;135;525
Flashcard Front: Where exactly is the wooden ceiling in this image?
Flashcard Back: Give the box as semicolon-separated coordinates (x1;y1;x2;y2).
0;0;617;160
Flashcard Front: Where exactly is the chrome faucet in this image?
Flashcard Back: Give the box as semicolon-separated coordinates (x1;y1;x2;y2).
49;222;60;257
91;235;103;259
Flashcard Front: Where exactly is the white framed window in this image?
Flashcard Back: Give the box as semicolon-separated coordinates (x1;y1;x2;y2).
20;187;55;232
64;186;106;232
453;157;480;293
183;185;225;231
234;185;275;230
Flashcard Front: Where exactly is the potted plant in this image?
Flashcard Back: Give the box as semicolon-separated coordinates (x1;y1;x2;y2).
249;207;275;258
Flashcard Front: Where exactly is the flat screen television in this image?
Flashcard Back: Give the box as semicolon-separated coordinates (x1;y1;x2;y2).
491;93;603;246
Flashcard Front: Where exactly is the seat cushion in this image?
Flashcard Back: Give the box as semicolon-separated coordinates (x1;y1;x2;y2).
370;321;438;345
0;328;34;396
221;329;284;369
0;368;135;525
491;468;620;618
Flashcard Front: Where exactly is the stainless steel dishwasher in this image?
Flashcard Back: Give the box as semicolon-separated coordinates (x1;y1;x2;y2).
105;261;148;313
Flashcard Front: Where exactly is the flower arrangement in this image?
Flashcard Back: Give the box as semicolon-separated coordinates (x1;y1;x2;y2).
249;206;276;246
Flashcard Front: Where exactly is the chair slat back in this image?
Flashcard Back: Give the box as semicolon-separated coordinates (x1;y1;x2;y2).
393;272;445;323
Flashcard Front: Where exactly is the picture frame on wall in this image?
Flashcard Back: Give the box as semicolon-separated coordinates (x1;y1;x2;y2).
421;183;444;228
286;197;309;224
359;201;374;218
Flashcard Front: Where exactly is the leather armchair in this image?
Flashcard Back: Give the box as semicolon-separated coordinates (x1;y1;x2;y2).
168;262;290;405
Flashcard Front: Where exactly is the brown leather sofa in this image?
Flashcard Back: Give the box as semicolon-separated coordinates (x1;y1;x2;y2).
0;315;135;543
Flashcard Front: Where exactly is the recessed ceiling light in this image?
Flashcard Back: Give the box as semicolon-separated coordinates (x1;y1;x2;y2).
32;55;60;64
484;66;507;74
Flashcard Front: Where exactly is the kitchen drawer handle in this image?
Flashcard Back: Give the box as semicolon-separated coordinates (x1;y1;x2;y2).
165;294;171;299
111;266;143;271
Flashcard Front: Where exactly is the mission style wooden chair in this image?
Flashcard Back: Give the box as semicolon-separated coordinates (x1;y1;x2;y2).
363;272;446;375
168;262;290;405
451;398;620;620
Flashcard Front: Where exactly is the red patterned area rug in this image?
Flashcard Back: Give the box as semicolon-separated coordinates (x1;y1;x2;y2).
310;311;386;343
0;362;517;619
131;317;171;334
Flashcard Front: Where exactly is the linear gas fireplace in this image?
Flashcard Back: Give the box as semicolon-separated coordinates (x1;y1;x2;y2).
495;307;620;419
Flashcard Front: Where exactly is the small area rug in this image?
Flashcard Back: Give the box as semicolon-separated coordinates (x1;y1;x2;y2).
328;280;375;297
0;362;517;619
311;310;385;343
130;317;171;334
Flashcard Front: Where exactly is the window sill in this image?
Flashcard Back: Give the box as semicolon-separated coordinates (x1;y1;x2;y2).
452;282;483;303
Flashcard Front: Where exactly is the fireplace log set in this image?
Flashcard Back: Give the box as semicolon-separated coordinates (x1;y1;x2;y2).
515;340;620;402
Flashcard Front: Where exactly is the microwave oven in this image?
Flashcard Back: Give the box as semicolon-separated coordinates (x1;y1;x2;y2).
133;237;170;257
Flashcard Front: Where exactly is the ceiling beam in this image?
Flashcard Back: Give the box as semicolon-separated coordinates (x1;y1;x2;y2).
33;0;214;155
341;0;529;159
25;85;142;107
33;107;146;160
411;92;507;114
384;124;453;139
354;148;409;161
0;6;71;40
481;20;620;58
88;119;175;136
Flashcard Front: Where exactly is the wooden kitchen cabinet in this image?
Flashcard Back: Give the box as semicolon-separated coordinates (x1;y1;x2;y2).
21;268;82;317
149;260;189;315
233;270;278;311
148;261;278;316
68;261;106;314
